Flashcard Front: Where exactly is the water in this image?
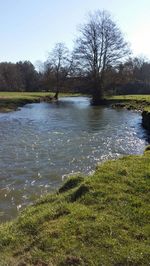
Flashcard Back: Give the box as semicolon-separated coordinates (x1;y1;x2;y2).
0;97;148;221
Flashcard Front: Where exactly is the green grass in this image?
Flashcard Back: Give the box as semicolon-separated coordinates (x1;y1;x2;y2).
0;92;51;112
1;92;150;112
111;95;150;102
109;94;150;111
0;92;81;112
0;92;150;264
0;92;81;99
0;151;150;266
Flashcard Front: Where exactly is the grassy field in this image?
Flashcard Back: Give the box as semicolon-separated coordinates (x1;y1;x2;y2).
111;95;150;102
0;92;51;112
109;95;150;111
0;91;52;99
0;92;81;112
0;149;150;265
1;92;150;112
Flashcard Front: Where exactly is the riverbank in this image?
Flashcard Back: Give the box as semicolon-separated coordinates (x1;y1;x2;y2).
0;92;50;112
0;92;81;112
1;92;150;112
108;95;150;111
0;149;150;265
1;92;150;111
108;95;150;131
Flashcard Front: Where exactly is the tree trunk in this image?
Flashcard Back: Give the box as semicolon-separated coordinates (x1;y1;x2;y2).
91;79;104;105
54;91;58;100
54;89;59;100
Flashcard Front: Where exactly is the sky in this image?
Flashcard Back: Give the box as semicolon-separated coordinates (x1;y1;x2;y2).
0;0;150;66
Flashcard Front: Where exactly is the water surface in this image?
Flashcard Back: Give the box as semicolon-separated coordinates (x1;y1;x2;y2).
0;97;148;221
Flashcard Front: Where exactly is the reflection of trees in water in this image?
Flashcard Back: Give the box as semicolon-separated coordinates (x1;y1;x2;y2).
51;98;106;133
53;99;107;132
85;107;105;132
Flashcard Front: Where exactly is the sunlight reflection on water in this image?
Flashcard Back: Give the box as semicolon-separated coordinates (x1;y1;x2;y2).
0;97;148;221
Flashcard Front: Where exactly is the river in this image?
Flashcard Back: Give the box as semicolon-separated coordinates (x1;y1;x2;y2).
0;97;148;221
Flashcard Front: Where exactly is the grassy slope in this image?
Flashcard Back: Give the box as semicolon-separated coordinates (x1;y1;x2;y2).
0;151;150;266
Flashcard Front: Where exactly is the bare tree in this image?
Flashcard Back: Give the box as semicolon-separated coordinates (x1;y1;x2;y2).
74;10;130;104
47;42;70;99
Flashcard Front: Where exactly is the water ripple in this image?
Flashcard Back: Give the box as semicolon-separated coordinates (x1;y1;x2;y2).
0;97;148;221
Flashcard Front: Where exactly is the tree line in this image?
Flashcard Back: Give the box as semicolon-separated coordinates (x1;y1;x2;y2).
0;10;150;103
0;61;41;92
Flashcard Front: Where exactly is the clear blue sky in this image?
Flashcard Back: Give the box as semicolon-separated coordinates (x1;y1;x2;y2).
0;0;150;65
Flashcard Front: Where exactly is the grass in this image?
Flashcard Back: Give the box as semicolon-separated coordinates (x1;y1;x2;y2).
0;92;51;112
0;150;150;265
0;92;150;265
0;92;82;112
1;92;150;112
111;95;150;102
108;94;150;111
